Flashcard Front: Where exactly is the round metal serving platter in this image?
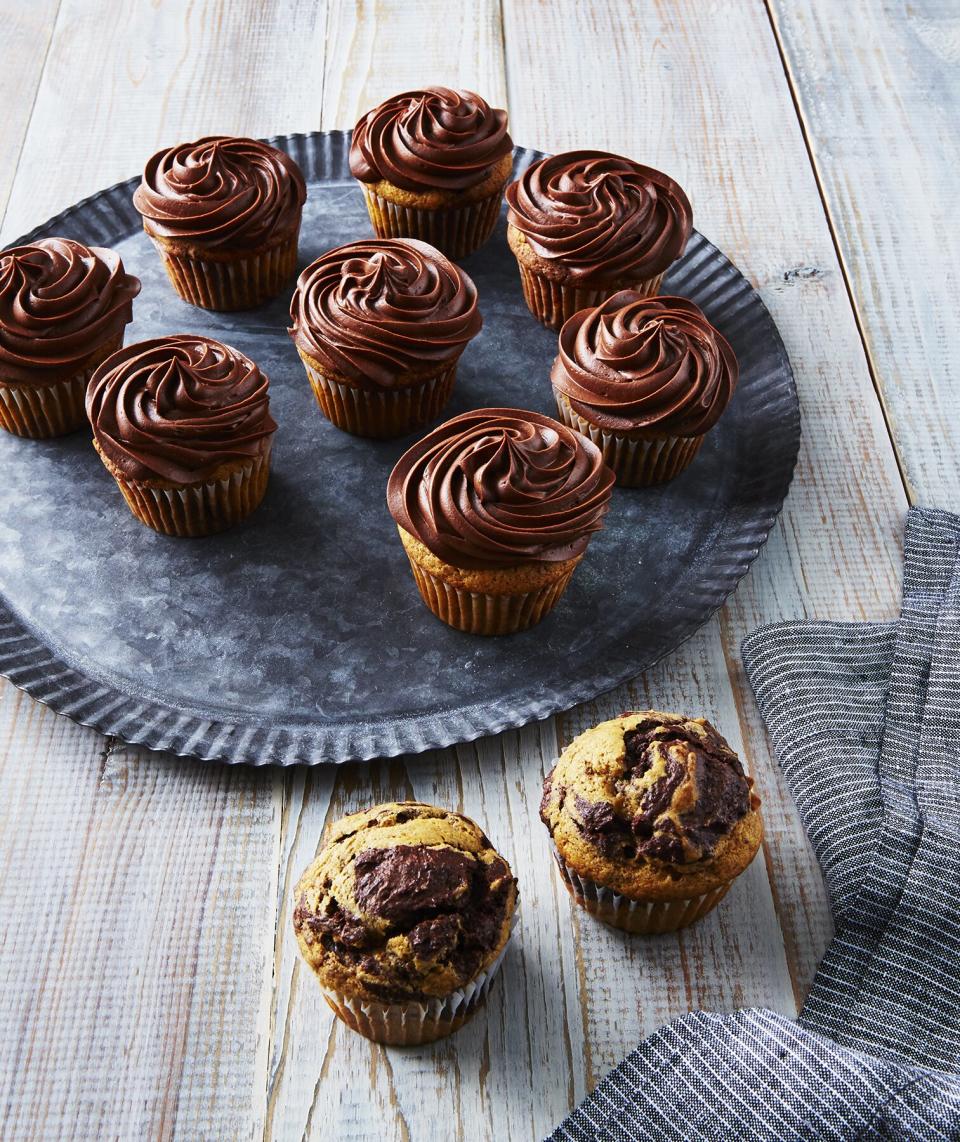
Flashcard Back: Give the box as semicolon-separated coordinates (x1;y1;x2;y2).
0;132;800;766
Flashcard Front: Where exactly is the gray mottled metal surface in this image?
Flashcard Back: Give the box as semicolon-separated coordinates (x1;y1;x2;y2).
0;132;800;765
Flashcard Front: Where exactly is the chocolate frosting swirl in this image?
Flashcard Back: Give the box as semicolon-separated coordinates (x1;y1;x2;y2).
289;239;481;388
387;408;614;570
505;150;692;281
350;87;513;192
133;136;306;250
0;238;140;383
86;335;276;483
552;292;738;435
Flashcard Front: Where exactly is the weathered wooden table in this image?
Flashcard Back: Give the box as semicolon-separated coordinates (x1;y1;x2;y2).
1;2;952;1138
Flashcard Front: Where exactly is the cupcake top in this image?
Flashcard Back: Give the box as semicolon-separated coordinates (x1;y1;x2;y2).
86;335;277;483
0;238;140;383
349;87;513;193
551;292;738;435
133;136;306;251
541;711;762;899
293;801;517;1003
288;238;481;388
505;151;692;282
387;407;615;570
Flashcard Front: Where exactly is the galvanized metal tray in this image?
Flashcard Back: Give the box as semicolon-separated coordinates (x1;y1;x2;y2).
0;132;800;765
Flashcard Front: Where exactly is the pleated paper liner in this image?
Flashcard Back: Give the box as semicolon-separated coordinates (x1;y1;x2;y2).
360;184;503;261
320;913;516;1046
95;444;272;537
553;848;732;935
298;350;456;438
149;228;300;311
514;265;665;331
0;333;124;439
554;391;704;486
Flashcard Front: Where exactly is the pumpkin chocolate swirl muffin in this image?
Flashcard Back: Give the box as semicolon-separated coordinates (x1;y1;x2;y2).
133;135;306;310
289;238;481;437
551;291;738;485
0;238;139;438
350;87;513;259
541;711;762;934
505;150;692;328
293;801;518;1045
86;334;276;536
387;408;614;634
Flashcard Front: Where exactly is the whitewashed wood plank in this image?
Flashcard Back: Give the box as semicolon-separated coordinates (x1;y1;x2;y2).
0;1;59;228
0;0;329;244
501;0;909;1051
770;0;960;506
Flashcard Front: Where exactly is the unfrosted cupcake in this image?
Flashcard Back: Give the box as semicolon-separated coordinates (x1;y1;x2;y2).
541;711;762;934
505;151;692;329
293;801;518;1046
350;87;513;260
86;335;276;536
133;136;306;311
387;408;614;635
0;238;139;438
288;238;480;437
551;292;738;485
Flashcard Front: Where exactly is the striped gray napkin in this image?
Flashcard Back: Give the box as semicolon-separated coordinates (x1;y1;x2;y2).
549;507;960;1141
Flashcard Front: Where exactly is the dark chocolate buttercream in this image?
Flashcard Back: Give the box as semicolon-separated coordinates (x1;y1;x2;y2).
133;136;306;250
86;335;276;483
552;292;738;435
506;150;691;281
288;239;481;388
350;87;513;193
0;238;140;383
387;407;615;570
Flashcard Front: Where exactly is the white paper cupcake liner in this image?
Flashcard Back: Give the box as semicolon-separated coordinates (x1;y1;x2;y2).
321;911;518;1046
298;352;456;438
553;847;731;935
554;390;704;486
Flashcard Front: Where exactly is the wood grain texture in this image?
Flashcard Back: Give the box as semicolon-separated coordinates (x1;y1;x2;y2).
769;0;960;506
0;1;59;229
0;0;926;1138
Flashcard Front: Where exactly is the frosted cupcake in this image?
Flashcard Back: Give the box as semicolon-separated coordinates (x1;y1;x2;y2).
289;239;481;437
293;801;518;1046
387;408;614;635
133;136;306;311
505;151;692;329
541;711;762;934
551;292;738;485
350;88;513;260
86;335;276;536
0;238;139;438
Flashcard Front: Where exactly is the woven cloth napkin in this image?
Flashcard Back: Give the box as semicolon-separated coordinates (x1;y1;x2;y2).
549;507;960;1141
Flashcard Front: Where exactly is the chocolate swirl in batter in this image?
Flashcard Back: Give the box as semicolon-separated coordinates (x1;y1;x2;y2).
86;335;276;482
0;238;140;382
350;87;513;192
133;136;306;249
387;408;614;569
506;150;691;281
289;239;481;388
552;292;738;435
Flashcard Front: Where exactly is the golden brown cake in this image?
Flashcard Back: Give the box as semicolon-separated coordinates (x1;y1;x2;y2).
350;88;513;260
293;801;518;1046
133;136;306;311
551;292;739;485
505;151;692;329
288;239;481;438
386;408;614;635
0;238;139;438
86;335;276;536
541;711;762;934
